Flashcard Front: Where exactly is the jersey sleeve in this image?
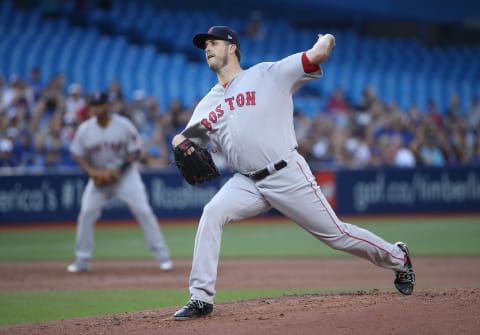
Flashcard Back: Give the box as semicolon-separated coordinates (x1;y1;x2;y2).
125;120;141;153
180;96;212;147
70;123;86;157
267;52;323;95
181;123;211;147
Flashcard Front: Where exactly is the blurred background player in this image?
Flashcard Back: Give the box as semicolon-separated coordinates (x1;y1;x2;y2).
67;92;172;272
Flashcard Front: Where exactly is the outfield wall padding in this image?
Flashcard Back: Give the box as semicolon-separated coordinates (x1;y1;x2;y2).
0;166;479;224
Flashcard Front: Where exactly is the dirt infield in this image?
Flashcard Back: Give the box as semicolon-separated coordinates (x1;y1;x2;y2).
1;257;480;335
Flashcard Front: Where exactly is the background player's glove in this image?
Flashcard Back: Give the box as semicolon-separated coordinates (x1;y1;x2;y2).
174;138;220;185
90;168;121;187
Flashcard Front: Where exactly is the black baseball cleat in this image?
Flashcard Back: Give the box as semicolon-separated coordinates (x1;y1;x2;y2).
173;299;213;320
394;242;416;295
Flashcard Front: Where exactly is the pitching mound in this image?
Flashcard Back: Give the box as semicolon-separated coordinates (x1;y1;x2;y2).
1;257;479;334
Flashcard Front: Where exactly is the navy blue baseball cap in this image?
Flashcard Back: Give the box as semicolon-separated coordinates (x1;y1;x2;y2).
193;26;240;50
89;92;109;106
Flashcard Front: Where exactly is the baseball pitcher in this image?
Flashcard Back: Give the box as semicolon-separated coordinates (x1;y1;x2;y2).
171;26;415;320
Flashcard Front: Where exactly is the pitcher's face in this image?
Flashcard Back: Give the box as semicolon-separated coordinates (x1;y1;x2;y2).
205;40;232;72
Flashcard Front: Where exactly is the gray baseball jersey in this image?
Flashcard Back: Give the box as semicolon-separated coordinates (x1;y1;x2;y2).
183;52;319;173
71;113;140;169
70;113;171;266
181;52;407;304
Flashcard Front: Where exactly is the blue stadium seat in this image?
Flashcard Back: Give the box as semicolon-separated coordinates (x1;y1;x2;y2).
0;0;479;117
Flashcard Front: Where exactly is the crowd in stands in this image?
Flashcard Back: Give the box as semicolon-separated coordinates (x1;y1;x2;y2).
0;69;191;172
1;68;480;172
296;86;480;170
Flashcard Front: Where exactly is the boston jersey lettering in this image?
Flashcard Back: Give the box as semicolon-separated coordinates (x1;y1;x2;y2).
200;91;256;131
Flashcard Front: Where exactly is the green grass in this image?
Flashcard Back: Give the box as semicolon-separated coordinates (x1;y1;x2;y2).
0;290;186;326
0;216;479;326
0;288;331;326
0;217;479;261
344;216;480;256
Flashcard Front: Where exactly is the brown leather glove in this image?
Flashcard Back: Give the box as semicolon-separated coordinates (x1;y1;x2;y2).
90;168;121;187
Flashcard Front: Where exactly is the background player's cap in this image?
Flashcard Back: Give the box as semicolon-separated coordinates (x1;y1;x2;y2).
193;26;240;50
89;92;109;106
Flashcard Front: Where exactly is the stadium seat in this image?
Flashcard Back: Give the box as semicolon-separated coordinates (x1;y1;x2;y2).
0;0;479;115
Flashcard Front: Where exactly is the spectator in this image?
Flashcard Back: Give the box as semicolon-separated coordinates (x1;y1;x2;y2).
6;96;30;132
325;87;351;129
35;76;66;131
425;99;442;126
44;137;63;168
468;96;480;129
359;85;382;112
130;89;148;132
27;67;44;101
46;73;66;97
143;123;171;169
390;134;416;168
2;76;25;112
163;98;190;140
308;114;336;168
143;95;162;137
107;80;124;102
346;126;372;168
12;129;35;167
418;132;445;166
30;132;47;168
406;104;423;131
64;83;86;125
389;111;413;146
0;75;5;114
472;135;480;165
111;85;132;121
447;119;472;164
325;87;350;114
0;138;16;167
74;103;90;124
293;109;312;145
445;92;463;124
